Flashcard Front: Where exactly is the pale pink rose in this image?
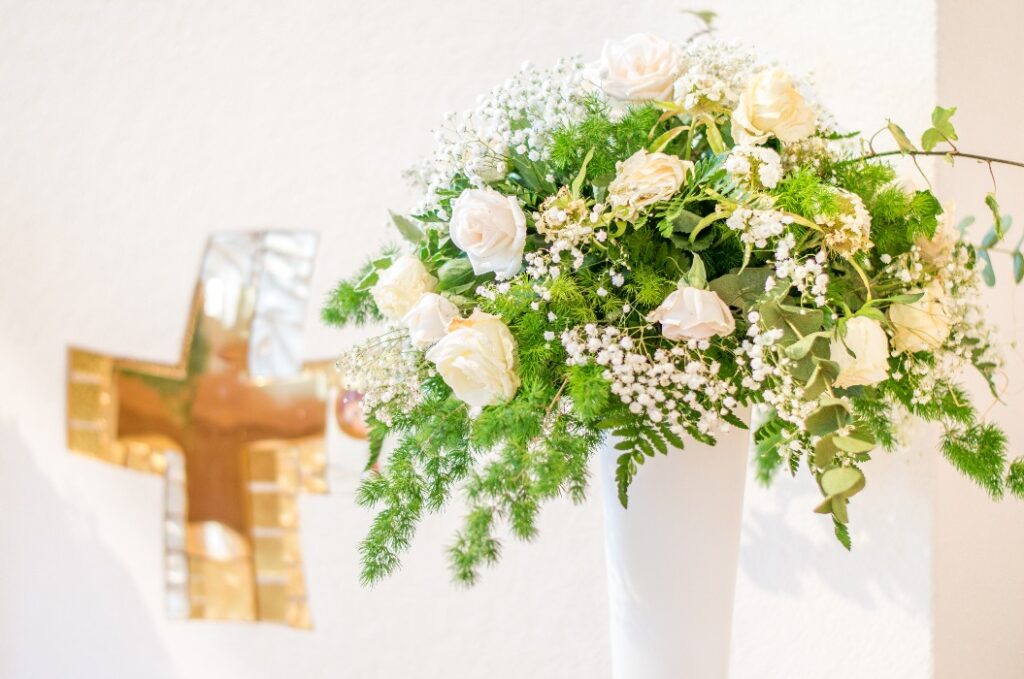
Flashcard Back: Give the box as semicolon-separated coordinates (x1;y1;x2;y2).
646;287;736;340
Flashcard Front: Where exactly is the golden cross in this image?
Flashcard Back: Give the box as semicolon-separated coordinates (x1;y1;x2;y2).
67;231;335;629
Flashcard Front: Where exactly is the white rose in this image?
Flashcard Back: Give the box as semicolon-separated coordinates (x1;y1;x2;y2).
889;281;951;353
830;316;890;388
608;149;692;220
646;287;736;340
425;311;520;407
449;188;527;279
916;203;958;266
401;292;460;348
370;255;437;321
595;33;683;103
731;68;817;145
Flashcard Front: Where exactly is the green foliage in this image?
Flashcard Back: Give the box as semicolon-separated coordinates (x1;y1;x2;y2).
773;168;840;219
322;276;379;327
567;364;612;423
1007;459;1024;500
601;407;686;507
921;105;958;151
549;98;664;186
752;415;785;485
942;423;1008;499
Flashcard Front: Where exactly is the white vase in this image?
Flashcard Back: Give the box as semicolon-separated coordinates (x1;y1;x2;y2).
598;413;751;679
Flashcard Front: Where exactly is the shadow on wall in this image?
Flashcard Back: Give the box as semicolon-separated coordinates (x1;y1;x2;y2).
737;448;933;617
0;419;175;679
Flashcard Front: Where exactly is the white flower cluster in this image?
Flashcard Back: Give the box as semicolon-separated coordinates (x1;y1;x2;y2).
780;136;833;174
337;331;426;426
672;37;758;114
725;207;793;248
885;242;1002;406
767;235;830;307
533;186;609;268
817;190;873;257
724;145;783;189
561;324;739;437
410;58;589;212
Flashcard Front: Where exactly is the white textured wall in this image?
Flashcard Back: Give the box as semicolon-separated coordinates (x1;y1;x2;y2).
1;1;1022;677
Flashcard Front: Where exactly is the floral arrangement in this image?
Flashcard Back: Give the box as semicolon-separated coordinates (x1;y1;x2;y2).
324;26;1024;584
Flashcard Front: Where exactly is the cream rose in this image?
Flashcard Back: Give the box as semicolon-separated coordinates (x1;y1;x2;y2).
608;149;692;220
425;311;520;407
449;188;527;279
595;33;683;102
646;287;736;340
916;203;958;266
370;255;438;321
830;316;890;388
731;68;817;145
401;292;460;349
889;281;951;353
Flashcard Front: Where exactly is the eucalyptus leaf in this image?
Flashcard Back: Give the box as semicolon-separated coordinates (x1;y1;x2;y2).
805;398;851;437
708;267;772;309
957;215;975;235
833;435;877;454
978;248;996;287
814;436;840;469
1014;251;1024;284
821;466;866;498
785;331;829;361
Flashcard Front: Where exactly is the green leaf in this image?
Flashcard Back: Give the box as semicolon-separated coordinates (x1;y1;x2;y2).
784;331;828;361
388;210;424;244
571;148;595;198
437;257;475;291
985;192;1005;239
805;398;851;437
887;120;917;152
704;122;727;154
833;516;852;550
708;267;771;309
920;128;945;152
1013;251;1024;284
931;105;958;140
856;306;886;323
814;466;866;513
682;8;717;28
833;435;876;454
648;126;687;154
615;452;636;508
686;254;707;289
814;435;840;469
883;292;925;305
977;248;996;287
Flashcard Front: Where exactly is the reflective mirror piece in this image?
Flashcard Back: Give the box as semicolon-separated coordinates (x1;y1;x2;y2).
66;231;334;629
